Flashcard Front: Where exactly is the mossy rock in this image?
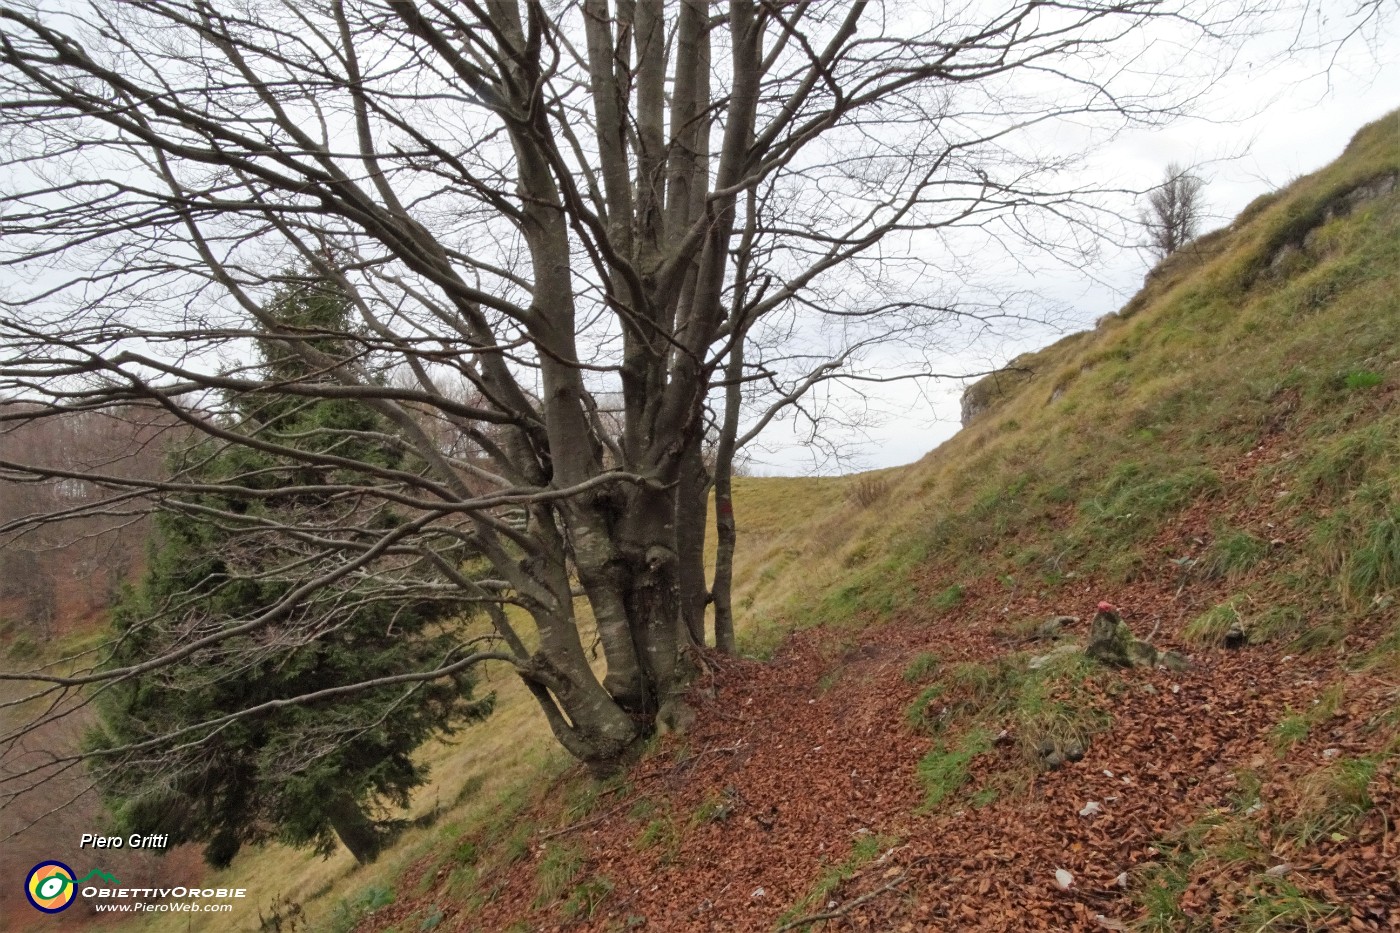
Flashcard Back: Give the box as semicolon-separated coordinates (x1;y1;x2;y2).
1087;612;1157;668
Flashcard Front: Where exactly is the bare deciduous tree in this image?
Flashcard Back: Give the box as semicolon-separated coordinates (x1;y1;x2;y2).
0;0;1276;790
1143;162;1206;261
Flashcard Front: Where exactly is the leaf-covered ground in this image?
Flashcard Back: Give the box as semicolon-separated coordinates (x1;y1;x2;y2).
363;434;1399;932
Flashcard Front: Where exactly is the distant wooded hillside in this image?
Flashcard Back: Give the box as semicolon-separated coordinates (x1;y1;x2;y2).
0;404;182;638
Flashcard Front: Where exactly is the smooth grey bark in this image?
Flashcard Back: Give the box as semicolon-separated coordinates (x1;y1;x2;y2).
712;336;745;656
676;432;712;648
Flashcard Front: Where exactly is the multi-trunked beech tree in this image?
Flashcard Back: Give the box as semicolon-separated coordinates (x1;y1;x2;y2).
0;0;1285;792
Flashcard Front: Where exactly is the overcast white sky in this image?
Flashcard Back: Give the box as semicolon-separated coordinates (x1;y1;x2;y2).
750;6;1400;476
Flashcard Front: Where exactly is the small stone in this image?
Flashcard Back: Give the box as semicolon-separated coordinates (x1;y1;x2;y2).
751;887;766;899
1115;872;1129;888
1037;616;1079;641
1044;751;1065;770
1029;643;1082;670
1160;650;1191;672
1264;864;1292;878
1322;747;1341;759
1064;742;1086;762
1128;638;1159;667
1079;801;1102;817
1054;868;1075;891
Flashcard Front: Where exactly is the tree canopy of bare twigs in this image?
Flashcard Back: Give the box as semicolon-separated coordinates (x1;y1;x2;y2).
1142;162;1206;261
0;0;1290;790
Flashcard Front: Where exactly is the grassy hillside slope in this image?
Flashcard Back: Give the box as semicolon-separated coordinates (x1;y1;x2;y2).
741;110;1399;645
84;110;1400;932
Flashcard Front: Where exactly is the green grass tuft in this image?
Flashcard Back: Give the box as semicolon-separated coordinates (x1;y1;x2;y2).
634;811;681;864
562;876;614;921
777;834;897;930
1290;623;1346;653
904;683;946;730
931;584;965;612
533;843;584;908
1248;605;1305;645
917;728;993;810
1296;426;1392;499
1201;529;1268;582
1284;754;1383;846
1345;510;1400;606
1271;713;1310;751
901;651;940;683
318;885;395;933
1183;600;1242;647
1077;464;1220;552
1342;369;1383;390
969;786;999;808
1237;876;1346;931
691;792;734;825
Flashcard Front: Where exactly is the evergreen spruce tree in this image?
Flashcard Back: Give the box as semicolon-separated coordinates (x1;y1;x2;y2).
88;280;493;867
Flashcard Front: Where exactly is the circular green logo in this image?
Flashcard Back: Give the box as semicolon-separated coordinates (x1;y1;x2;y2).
26;861;77;913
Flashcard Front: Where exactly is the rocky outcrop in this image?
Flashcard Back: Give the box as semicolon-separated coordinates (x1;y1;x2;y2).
959;366;1033;427
1268;171;1398;275
957;331;1096;428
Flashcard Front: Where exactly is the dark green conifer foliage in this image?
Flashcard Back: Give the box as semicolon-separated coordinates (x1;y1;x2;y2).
88;280;493;867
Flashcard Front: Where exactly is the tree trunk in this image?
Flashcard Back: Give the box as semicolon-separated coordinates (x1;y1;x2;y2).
711;477;738;655
523;588;646;767
711;329;745;655
325;793;382;866
675;431;712;647
519;669;644;777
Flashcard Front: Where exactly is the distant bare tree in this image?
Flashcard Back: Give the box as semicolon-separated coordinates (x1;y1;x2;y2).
1143;162;1206;261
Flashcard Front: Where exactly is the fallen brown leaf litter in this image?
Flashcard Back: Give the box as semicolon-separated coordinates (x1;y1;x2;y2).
365;444;1399;933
